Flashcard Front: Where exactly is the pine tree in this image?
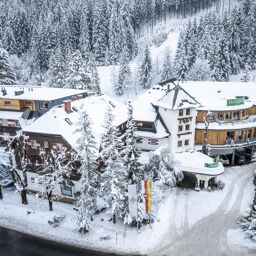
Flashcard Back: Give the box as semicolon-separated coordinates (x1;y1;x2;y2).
211;34;231;82
115;50;131;96
76;109;98;234
12;10;30;56
2;25;17;55
91;0;108;64
0;48;16;85
79;8;91;62
139;45;152;89
99;106;128;222
161;48;174;82
226;7;242;75
186;58;211;81
174;32;189;80
65;50;90;90
122;102;147;225
10;132;28;204
36;149;74;211
48;45;67;88
86;53;101;94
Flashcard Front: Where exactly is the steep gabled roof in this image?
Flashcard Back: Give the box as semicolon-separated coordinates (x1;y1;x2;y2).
153;82;200;110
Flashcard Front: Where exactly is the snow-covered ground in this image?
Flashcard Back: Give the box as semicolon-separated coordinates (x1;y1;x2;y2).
1;150;256;255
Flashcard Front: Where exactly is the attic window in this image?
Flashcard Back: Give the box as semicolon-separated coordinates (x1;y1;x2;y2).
65;118;73;126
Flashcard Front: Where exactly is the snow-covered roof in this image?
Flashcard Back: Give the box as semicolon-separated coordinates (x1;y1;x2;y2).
0;110;23;120
153;83;199;110
0;86;87;101
131;85;167;122
174;151;224;176
179;81;256;112
22;95;126;150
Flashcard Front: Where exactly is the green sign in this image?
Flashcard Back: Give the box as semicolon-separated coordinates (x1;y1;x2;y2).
227;98;245;106
204;156;219;168
204;162;219;168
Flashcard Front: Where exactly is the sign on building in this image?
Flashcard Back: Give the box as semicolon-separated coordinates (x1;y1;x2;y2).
226;98;245;106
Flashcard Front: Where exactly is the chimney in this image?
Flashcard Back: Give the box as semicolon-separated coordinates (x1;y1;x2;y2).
64;100;72;113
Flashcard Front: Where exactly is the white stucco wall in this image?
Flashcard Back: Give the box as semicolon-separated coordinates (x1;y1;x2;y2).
136;136;169;151
159;107;197;154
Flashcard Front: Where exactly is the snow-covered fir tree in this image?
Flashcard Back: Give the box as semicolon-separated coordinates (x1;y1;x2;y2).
48;45;67;88
0;48;16;85
9;132;28;204
145;147;183;187
99;106;128;222
86;53;101;94
122;102;148;225
36;149;73;211
211;34;231;82
161;48;174;82
186;58;211;81
115;49;131;96
65;50;89;90
75;109;99;234
139;45;152;89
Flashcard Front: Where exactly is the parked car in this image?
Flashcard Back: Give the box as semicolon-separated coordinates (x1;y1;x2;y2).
219;155;229;166
234;153;246;165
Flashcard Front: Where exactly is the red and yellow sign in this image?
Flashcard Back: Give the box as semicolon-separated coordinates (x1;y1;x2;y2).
144;180;151;213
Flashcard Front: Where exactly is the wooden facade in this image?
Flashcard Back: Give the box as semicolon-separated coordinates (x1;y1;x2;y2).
25;133;71;164
196;128;256;145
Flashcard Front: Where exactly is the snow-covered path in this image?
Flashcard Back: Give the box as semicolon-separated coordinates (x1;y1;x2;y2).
150;165;255;256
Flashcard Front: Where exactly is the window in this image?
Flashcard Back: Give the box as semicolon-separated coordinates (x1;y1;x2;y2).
185;124;190;131
4;101;11;106
178;141;182;147
179;109;183;116
136;137;143;144
14;120;20;127
234;111;239;120
186;108;191;116
60;184;73;197
31;140;37;149
136;122;144;127
225;112;231;120
31;177;35;183
40;101;49;109
218;113;223;120
178;125;183;132
148;138;159;145
1;119;8;126
185;139;189;146
44;141;49;148
56;143;63;151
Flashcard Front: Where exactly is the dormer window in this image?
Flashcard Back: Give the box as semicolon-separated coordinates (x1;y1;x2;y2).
179;109;183;116
40;101;49;109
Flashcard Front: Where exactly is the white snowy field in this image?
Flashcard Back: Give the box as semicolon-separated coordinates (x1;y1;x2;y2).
1;159;256;254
